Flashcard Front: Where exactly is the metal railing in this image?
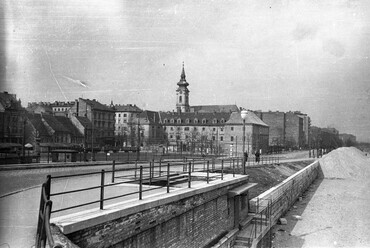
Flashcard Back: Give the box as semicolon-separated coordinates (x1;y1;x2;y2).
35;176;62;248
47;157;250;216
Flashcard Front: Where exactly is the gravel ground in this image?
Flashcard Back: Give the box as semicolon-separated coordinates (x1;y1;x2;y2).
271;147;370;248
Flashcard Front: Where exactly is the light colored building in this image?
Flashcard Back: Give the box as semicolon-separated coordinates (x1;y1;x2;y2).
69;98;115;148
114;104;142;147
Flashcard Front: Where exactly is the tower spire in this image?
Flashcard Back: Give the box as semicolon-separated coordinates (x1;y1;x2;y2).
180;61;186;81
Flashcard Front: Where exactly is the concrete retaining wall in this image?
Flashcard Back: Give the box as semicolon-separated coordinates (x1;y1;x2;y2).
53;175;250;248
248;160;321;247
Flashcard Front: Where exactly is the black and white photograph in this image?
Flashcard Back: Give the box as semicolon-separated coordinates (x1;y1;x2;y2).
1;0;370;247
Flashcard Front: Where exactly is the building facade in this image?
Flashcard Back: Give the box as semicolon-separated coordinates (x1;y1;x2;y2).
70;98;115;149
0;92;26;145
114;104;142;147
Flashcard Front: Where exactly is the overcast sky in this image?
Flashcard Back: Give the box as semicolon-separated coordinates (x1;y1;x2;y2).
1;0;370;142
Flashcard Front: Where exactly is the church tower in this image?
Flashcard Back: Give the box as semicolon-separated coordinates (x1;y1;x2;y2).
176;62;190;113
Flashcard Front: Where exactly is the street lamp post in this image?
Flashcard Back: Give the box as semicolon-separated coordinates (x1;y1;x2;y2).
241;110;248;175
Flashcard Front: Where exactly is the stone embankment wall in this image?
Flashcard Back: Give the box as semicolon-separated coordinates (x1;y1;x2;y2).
59;176;249;248
248;160;321;247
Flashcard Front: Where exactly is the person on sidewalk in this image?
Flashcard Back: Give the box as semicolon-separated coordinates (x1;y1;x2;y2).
243;151;248;166
255;150;260;163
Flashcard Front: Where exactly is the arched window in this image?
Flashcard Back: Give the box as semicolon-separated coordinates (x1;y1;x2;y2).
202;119;207;124
179;96;182;103
220;118;225;123
194;118;198;124
177;118;182;124
213;118;217;124
186;118;190;124
163;119;168;123
170;119;174;123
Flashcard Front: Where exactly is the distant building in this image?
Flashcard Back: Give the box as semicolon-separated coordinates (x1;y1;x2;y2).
176;63;190;113
114;104;142;147
285;111;304;149
339;133;356;145
69;98;115;149
255;111;286;147
0;91;25;145
27;102;53;115
50;101;74;116
255;110;309;149
25;113;84;156
157;64;269;155
139;110;166;148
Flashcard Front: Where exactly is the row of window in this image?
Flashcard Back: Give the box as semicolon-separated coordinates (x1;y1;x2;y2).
165;126;224;132
163;118;225;124
93;112;114;120
168;134;226;141
167;135;241;142
53;107;69;112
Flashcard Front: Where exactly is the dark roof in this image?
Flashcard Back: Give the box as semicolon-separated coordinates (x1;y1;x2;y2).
226;111;268;127
139;111;161;124
115;104;142;112
81;98;114;112
42;114;70;133
76;116;92;129
27;113;51;137
55;116;83;137
190;104;239;113
159;111;232;126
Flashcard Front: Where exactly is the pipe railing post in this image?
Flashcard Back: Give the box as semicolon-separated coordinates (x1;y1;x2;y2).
135;161;138;180
152;159;155;179
149;161;152;185
159;158;162;176
233;158;235;177
188;161;191;188
139;166;143;200
221;159;224;180
46;175;51;200
111;160;115;183
167;163;170;193
100;169;105;210
207;160;210;184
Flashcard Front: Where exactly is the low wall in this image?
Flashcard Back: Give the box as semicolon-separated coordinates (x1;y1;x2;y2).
53;174;250;248
248;160;321;247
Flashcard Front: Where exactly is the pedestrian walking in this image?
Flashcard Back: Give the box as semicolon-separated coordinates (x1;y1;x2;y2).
255;150;260;163
243;151;248;166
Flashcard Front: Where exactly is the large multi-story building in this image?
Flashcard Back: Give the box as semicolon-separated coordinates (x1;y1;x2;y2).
158;64;269;155
255;110;309;149
114;104;142;147
285;111;304;148
0;92;26;146
70;98;115;148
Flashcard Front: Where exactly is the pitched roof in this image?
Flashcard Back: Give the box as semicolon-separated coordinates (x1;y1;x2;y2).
76;116;92;129
55;116;83;137
81;98;114;112
115;104;142;112
26;113;51;137
190;104;239;113
159;111;232;126
226;111;268;127
139;110;161;124
42;114;70;133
